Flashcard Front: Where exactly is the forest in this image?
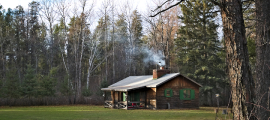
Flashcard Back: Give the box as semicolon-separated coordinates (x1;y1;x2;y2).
0;0;269;119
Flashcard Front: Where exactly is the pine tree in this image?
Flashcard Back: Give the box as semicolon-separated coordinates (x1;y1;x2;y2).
94;17;109;57
35;67;57;105
5;68;21;106
21;64;37;100
131;10;143;48
175;0;226;105
14;5;26;84
60;74;72;96
40;67;57;97
93;16;113;82
115;14;128;44
96;79;108;96
130;10;143;75
114;14;128;79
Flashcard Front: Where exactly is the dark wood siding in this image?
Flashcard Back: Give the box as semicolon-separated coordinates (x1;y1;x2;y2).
156;75;200;109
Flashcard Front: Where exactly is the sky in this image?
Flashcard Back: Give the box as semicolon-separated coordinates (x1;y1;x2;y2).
0;0;150;12
0;0;151;29
0;0;33;10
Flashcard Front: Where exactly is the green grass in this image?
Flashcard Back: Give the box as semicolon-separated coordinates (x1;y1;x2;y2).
0;105;232;120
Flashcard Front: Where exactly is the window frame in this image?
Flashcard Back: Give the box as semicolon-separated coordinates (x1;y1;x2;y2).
179;88;195;100
164;88;173;97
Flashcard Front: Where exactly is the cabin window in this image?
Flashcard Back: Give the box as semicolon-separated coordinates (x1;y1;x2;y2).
180;88;195;100
164;88;173;97
129;92;140;101
134;92;140;101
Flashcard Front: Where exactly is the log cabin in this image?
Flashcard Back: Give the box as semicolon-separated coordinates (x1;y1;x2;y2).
101;67;202;110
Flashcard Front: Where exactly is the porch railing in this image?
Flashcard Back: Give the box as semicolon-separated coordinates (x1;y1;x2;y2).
118;101;127;109
104;100;113;108
104;100;146;109
127;101;145;109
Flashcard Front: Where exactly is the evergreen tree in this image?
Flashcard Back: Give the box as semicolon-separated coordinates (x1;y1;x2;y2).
60;74;72;96
114;14;129;79
82;86;92;97
5;68;21;101
40;67;57;97
131;10;143;48
130;10;144;75
175;0;226;105
0;8;14;81
96;79;108;96
13;5;26;84
35;67;57;105
94;17;109;56
93;16;111;75
0;68;21;106
115;14;128;44
21;64;37;99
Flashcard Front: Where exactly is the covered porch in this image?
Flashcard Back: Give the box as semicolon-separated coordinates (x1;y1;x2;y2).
102;87;155;110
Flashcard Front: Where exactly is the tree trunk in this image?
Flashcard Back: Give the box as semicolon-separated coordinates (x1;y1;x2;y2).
112;1;115;83
105;13;108;82
220;0;254;119
255;0;270;119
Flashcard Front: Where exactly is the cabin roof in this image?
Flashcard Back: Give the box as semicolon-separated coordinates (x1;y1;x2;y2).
101;73;202;91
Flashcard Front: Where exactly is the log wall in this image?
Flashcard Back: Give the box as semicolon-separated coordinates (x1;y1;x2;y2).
156;75;200;109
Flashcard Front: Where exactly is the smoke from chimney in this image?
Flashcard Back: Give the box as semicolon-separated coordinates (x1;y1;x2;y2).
143;47;166;66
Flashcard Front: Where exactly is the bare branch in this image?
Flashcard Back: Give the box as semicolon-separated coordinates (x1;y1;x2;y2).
150;0;184;17
152;0;173;12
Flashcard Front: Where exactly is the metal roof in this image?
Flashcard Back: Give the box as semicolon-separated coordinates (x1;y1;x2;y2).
101;73;202;91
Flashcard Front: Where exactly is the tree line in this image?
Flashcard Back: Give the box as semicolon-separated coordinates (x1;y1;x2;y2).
0;0;232;110
0;0;153;105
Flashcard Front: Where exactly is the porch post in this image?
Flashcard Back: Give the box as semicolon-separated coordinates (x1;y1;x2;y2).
145;90;147;108
126;91;129;110
116;91;119;108
111;91;115;108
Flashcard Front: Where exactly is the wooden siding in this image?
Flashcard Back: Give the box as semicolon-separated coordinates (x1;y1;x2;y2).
146;88;156;108
156;75;200;109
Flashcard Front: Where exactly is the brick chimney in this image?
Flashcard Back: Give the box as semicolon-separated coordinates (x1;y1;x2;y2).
153;67;170;79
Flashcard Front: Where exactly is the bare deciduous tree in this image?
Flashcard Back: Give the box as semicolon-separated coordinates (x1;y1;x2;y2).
40;0;57;70
144;0;180;68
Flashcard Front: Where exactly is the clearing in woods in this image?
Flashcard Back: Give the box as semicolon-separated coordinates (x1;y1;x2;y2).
0;105;232;120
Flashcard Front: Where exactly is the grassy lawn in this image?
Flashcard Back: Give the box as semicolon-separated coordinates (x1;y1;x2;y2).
0;105;232;120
